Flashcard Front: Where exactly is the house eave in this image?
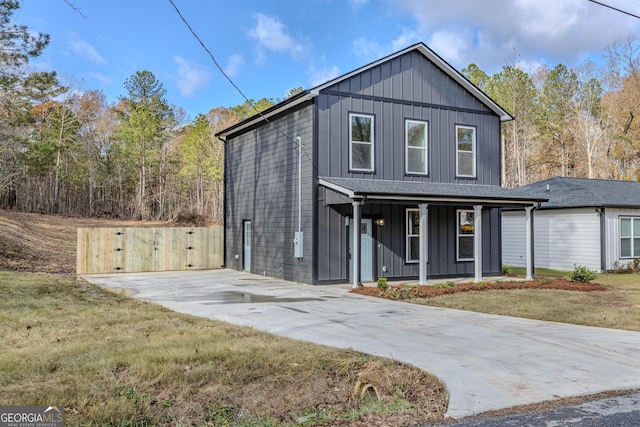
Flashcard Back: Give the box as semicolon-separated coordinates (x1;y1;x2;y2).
215;91;315;140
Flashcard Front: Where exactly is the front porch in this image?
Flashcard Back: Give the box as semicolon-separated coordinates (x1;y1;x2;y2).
318;177;547;288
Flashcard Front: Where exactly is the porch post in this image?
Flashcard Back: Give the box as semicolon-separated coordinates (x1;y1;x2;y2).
525;205;534;280
419;203;428;285
352;200;362;288
474;205;483;283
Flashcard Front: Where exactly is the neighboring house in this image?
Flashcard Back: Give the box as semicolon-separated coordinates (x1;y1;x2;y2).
217;42;545;286
503;176;640;272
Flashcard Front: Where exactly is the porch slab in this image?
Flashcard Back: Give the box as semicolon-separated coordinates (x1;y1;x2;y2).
83;269;640;419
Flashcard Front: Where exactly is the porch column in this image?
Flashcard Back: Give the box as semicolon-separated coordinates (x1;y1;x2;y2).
525;205;534;280
473;205;483;283
419;203;428;285
352;200;362;288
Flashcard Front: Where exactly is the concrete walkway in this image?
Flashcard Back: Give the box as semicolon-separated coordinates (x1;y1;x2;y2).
82;269;640;419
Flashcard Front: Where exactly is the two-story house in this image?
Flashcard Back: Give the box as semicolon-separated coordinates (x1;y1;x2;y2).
217;42;546;286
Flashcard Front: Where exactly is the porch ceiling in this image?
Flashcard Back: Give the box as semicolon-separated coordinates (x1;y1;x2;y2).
319;177;548;207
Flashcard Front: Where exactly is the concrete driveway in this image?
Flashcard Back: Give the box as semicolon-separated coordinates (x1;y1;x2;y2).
82;269;640;419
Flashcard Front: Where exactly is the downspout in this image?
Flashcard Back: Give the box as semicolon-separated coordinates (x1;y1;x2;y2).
296;136;302;235
293;136;304;261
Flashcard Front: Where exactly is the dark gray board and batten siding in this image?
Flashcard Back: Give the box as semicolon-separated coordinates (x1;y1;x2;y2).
225;103;315;284
314;50;503;282
315;50;501;185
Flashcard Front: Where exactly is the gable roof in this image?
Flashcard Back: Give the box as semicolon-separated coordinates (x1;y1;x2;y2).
513;177;640;209
216;42;513;140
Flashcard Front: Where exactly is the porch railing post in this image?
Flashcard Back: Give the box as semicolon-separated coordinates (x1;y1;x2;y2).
352;200;362;288
474;205;483;283
419;203;428;285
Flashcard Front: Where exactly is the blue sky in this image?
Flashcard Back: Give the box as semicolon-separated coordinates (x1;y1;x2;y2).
16;0;640;121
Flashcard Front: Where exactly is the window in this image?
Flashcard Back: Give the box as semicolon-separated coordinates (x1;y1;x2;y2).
620;217;640;258
406;120;428;174
406;208;420;263
349;113;374;171
456;125;476;177
457;210;475;261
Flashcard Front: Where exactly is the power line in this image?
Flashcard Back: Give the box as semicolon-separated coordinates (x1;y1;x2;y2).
167;0;257;114
587;0;640;19
167;0;321;174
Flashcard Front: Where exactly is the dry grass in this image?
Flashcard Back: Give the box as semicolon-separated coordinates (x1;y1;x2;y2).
0;271;447;426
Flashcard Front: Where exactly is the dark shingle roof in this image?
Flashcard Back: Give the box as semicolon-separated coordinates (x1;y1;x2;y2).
320;177;547;205
513;177;640;209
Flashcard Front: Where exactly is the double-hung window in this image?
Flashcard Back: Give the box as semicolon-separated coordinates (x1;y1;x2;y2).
620;217;640;258
406;208;420;263
456;125;476;178
349;113;374;172
406;120;428;175
457;210;475;261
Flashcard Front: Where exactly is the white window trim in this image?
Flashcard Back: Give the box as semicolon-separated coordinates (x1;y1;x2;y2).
349;113;375;172
455;125;476;178
406;208;420;263
457;209;475;261
619;216;640;259
405;119;428;175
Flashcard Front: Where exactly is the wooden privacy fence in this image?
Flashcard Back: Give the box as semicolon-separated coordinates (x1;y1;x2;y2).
77;226;223;274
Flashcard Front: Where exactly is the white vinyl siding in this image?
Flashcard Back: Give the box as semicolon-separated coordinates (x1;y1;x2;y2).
501;211;527;267
405;120;428;175
349;113;374;172
604;208;640;270
501;208;601;272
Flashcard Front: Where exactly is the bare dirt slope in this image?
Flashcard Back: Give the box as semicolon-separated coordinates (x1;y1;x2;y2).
0;210;166;273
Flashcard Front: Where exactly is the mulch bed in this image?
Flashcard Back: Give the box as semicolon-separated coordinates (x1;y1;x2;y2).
350;278;608;301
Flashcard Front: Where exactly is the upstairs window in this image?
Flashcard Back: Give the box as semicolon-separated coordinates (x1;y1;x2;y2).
350;113;374;172
457;210;475;261
456;125;476;178
406;119;428;175
620;217;640;258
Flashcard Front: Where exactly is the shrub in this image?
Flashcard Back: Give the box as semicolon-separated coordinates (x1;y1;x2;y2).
502;264;513;275
377;277;388;289
433;281;456;289
570;265;597;283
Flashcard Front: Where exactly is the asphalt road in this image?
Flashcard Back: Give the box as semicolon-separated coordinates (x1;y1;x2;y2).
424;389;640;426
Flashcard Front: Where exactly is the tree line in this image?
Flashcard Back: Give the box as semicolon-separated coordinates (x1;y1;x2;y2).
463;37;640;188
2;0;640;224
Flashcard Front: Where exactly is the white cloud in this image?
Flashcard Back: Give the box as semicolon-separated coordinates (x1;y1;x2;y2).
350;0;369;9
174;57;210;98
427;30;469;65
309;65;341;86
88;72;112;85
389;0;640;71
69;33;105;64
247;13;308;61
352;37;389;61
224;54;244;78
352;28;421;62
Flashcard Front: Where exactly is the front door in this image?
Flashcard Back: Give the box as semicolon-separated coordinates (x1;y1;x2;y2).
349;218;373;282
243;220;251;272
